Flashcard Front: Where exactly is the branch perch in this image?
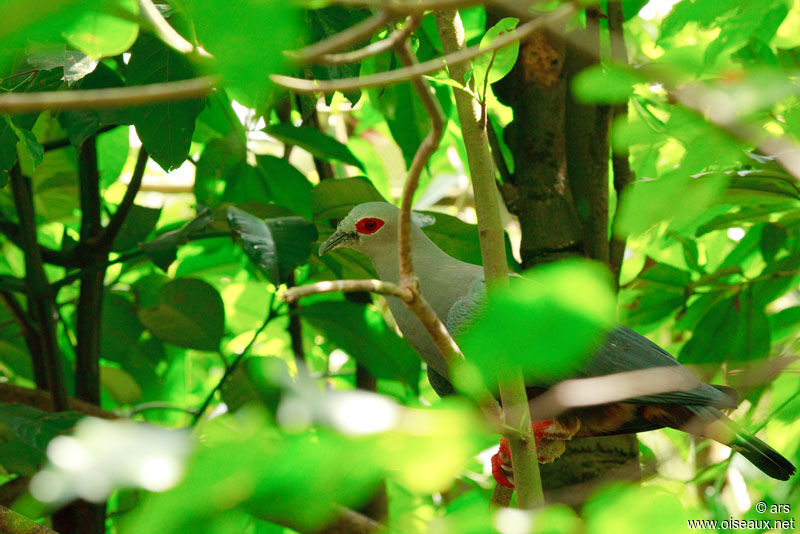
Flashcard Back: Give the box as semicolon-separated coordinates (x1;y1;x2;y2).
288;10;393;64
435;9;543;508
272;6;573;93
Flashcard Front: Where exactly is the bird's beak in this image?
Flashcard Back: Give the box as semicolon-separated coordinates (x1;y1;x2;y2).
318;230;355;256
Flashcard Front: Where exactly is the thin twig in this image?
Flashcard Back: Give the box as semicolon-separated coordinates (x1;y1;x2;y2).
95;147;148;250
436;8;542;509
0;77;216;113
192;293;278;424
272;6;573;93
283;279;412;303
311;16;421;65
288;10;392;64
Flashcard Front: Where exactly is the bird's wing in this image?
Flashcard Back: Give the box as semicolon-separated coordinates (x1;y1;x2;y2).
446;277;735;410
572;326;737;409
445;278;487;338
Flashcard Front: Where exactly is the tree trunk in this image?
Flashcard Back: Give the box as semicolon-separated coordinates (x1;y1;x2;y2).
490;11;641;506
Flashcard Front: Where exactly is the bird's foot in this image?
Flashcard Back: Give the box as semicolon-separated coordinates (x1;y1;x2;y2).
491;417;580;488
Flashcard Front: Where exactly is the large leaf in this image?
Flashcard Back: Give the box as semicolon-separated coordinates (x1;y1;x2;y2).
227;206;318;284
264;124;365;171
256;155;313;220
311;177;385;221
177;0;301;110
100;292;145;364
111;204;162;252
0;404;82;475
127;34;203;171
193;133;248;206
680;286;770;363
63;0;139;58
301;301;421;390
137;278;225;352
472;17;520;95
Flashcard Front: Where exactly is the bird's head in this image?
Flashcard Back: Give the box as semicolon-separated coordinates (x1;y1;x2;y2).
318;202;434;257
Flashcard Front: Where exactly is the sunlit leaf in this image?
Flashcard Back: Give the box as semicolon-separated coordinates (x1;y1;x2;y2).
472;17;520;96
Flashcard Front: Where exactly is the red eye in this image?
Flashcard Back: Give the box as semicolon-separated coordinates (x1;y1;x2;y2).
355;217;384;234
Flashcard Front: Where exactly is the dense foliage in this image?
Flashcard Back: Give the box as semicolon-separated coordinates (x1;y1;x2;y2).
0;1;798;533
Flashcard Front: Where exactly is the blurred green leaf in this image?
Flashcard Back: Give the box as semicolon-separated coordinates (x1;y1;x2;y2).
138;278;225;351
177;0;301;110
127;34;203;171
302;301;420;390
0;405;81;474
63;0;139;58
227;206;318;284
460;261;616;388
100;292;144;364
572;64;644;104
264;124;365;171
194;133;247;206
584;484;691;534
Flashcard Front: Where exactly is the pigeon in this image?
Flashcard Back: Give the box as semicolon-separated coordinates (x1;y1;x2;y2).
318;202;796;483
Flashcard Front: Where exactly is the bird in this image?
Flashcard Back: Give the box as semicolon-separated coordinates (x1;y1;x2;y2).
318;201;796;485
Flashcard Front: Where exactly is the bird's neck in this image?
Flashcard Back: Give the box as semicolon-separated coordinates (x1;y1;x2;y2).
370;227;462;285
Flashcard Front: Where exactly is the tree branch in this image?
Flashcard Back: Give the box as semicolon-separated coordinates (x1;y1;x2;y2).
307;16;420;65
75;137;104;405
272;6;573;94
0;383;117;419
288;10;393;64
435;8;542;509
94;147;148;251
0;77;216;113
8;165;68;411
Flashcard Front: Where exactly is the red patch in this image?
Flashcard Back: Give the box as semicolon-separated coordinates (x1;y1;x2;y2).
355;217;384;234
491;421;555;489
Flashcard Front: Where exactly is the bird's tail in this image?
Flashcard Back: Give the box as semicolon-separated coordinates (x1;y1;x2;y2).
688;406;796;481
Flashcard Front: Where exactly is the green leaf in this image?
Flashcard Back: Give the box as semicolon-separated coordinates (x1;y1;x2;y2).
100;292;145;364
311;177;385;220
226;206;318;284
472;17;520;95
177;0;301;110
760;222;788;262
97;126;130;188
680;286;770;363
101;365;142;405
141;208;212;270
111;205;162;252
0;404;81;475
572;63;643;104
769;305;800;343
460;261;616;388
256;155;313;220
194;134;247;206
302;301;421;390
137;278;225;352
127;34;203;171
63;0;139;58
264;124;365;171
